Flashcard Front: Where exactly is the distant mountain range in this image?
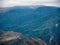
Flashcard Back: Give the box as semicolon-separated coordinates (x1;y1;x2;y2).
0;6;60;45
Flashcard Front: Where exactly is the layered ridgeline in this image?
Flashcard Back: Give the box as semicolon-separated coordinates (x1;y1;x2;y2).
0;6;60;45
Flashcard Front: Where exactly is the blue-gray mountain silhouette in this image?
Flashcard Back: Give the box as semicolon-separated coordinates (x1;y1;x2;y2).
0;6;60;45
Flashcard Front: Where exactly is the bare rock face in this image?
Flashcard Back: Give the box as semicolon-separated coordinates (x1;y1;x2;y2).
0;31;47;45
0;31;23;42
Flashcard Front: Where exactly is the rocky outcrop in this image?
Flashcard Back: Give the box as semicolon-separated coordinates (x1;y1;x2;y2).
0;31;47;45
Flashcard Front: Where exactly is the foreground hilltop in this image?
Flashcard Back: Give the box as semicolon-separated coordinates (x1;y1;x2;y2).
0;30;47;45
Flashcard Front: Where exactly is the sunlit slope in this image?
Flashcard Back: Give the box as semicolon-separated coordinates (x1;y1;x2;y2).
0;31;47;45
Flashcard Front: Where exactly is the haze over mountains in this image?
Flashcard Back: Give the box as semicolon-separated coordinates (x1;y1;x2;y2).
1;0;60;7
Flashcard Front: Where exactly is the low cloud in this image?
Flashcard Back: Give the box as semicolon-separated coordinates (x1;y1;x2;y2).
0;0;60;7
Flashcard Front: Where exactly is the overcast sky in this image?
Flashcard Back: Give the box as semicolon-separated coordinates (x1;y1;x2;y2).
0;0;60;7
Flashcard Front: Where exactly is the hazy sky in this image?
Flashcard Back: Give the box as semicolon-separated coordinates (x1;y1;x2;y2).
0;0;60;7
